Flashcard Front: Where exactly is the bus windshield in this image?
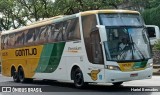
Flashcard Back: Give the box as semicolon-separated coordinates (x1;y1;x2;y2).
103;27;152;62
99;13;144;27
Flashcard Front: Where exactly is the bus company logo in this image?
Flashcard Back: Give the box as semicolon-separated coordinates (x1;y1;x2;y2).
67;47;82;53
88;70;100;81
15;48;37;56
119;63;133;71
122;63;132;67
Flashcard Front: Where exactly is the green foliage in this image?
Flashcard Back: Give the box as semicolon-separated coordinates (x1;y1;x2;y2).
53;0;123;15
147;0;160;8
142;6;160;28
0;0;15;30
153;40;160;50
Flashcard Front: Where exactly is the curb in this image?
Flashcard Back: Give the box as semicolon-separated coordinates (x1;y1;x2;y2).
153;72;160;75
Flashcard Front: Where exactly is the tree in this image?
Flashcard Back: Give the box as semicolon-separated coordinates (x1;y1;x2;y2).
0;0;55;30
142;0;160;27
0;0;15;30
146;0;160;9
16;0;55;21
0;0;28;30
53;0;124;15
142;6;160;27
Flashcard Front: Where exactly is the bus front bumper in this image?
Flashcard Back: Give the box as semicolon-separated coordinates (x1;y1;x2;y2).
105;67;152;83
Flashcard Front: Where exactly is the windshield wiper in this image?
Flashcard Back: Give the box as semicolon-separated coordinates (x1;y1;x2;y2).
129;34;146;61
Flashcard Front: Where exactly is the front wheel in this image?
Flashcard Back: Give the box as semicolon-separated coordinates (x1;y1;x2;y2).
73;68;88;88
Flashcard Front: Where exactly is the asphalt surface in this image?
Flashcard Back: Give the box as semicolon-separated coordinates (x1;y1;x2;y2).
0;74;160;95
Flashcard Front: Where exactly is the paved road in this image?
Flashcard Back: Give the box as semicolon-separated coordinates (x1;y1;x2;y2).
0;74;160;95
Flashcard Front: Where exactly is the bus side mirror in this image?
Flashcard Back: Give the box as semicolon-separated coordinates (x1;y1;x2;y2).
96;25;107;41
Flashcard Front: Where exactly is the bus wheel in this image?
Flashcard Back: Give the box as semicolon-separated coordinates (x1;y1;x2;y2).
18;67;26;83
12;69;20;82
112;82;123;86
73;68;87;88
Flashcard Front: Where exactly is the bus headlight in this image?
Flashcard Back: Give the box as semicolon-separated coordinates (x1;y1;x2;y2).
147;62;153;68
105;65;120;71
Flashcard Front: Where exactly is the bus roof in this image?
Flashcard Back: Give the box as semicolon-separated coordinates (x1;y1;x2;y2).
1;9;140;35
80;9;139;16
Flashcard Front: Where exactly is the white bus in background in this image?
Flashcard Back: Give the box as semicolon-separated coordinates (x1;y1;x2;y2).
146;25;160;75
146;25;160;45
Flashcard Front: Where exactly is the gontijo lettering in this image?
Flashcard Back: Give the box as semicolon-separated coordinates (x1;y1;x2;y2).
15;48;37;56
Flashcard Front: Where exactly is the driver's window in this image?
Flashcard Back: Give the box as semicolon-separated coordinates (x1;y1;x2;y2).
108;29;119;41
106;29;120;54
107;28;130;57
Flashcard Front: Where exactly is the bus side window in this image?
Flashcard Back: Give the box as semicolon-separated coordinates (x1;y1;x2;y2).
55;22;64;41
38;25;49;44
50;22;63;42
3;35;8;49
15;32;24;47
1;35;5;49
24;29;35;46
48;23;56;42
64;18;80;41
34;27;41;45
63;20;70;40
7;33;15;48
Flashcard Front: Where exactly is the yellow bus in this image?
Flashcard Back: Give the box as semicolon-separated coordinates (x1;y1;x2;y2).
1;9;153;88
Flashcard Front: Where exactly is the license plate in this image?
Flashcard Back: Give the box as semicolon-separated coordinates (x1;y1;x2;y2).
130;73;138;77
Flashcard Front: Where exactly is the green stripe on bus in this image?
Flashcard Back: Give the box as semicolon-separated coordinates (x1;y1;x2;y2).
36;42;65;73
133;61;147;69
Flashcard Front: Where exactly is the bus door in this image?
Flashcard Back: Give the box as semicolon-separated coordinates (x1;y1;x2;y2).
90;28;104;65
87;28;105;82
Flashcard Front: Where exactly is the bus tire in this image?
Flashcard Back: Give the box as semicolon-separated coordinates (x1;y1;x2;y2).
73;68;88;88
18;67;26;83
112;82;123;86
11;67;20;82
